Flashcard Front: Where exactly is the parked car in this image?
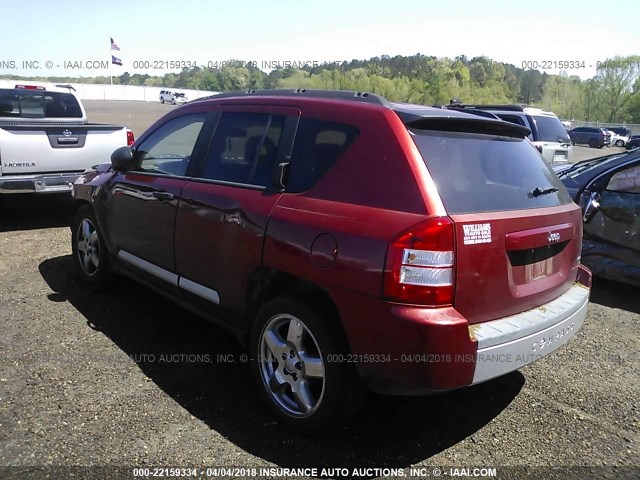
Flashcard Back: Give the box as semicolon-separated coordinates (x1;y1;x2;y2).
558;149;640;286
609;126;632;138
626;135;640;150
159;90;187;105
0;84;134;195
443;103;573;164
568;127;610;148
602;129;628;148
71;89;591;432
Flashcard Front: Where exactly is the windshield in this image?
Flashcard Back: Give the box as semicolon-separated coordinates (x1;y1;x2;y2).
532;115;570;143
410;129;572;214
559;153;631;179
0;88;82;118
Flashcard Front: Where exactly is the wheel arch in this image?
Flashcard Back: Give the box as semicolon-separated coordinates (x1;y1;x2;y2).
244;268;352;352
71;197;118;264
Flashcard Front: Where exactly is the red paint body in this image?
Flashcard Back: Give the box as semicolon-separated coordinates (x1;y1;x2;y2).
74;93;592;394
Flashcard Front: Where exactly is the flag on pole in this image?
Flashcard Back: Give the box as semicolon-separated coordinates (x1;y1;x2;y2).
112;55;122;66
110;37;121;51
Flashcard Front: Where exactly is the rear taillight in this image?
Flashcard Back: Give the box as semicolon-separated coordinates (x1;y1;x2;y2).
383;217;455;306
126;130;135;146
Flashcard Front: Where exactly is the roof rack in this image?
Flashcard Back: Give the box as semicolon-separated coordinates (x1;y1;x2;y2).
191;89;390;107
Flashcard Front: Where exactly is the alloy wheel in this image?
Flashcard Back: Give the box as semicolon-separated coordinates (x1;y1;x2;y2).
258;314;326;417
76;218;100;276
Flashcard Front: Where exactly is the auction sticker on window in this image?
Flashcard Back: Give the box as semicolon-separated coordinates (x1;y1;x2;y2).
462;223;492;245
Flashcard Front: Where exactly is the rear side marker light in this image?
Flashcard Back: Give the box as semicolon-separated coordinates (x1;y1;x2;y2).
383;217;455;306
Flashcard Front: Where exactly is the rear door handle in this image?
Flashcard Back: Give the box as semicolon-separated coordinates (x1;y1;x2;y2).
152;191;175;201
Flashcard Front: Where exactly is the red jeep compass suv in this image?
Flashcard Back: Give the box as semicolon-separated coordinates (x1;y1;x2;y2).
71;89;592;432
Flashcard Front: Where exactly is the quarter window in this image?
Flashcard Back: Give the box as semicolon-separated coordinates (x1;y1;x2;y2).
135;113;207;176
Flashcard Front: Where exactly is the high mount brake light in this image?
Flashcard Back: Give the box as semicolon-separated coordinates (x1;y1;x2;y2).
15;85;45;90
383;217;455;306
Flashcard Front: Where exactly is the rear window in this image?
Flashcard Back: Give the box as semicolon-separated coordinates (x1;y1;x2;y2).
0;89;82;118
410;129;572;214
610;127;631;136
531;115;570;143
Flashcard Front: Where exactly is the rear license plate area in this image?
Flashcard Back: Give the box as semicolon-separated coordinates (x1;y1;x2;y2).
525;257;554;281
554;150;567;162
508;241;569;282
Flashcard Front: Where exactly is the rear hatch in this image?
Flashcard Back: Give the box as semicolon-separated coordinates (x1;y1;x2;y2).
408;120;582;324
527;113;572;164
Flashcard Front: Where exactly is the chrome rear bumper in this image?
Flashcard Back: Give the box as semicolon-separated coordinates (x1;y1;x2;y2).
0;172;81;194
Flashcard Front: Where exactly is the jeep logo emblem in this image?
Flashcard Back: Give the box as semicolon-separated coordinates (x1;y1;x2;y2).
62;129;72;137
548;232;560;243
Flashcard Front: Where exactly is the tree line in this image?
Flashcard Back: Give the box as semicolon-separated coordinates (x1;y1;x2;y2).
3;54;639;123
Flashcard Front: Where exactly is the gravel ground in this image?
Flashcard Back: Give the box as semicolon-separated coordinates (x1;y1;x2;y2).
0;195;638;479
83;99;176;139
572;144;627;163
0;102;638;479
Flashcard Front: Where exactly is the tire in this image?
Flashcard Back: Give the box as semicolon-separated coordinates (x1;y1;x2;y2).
249;297;365;433
171;99;176;105
71;204;113;289
615;140;624;147
589;138;599;148
161;98;164;104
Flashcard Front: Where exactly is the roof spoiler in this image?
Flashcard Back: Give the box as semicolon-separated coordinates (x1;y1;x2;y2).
440;100;527;112
405;116;531;139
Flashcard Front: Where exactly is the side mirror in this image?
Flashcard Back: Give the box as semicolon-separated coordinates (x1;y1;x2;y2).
111;146;135;172
582;191;601;223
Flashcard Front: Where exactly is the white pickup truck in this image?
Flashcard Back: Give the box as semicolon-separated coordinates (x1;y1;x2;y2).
0;84;133;194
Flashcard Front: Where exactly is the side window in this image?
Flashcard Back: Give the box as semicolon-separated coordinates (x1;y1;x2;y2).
607;165;640;193
498;114;532;140
202;112;285;187
135;113;206;176
286;118;359;192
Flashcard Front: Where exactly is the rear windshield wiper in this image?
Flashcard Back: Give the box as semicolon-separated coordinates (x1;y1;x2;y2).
531;186;558;197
